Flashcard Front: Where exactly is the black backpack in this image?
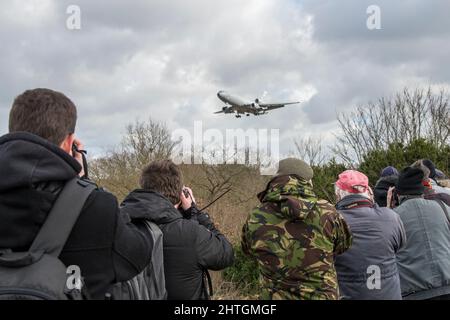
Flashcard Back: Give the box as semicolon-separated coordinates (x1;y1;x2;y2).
106;220;167;300
106;220;213;300
0;178;95;300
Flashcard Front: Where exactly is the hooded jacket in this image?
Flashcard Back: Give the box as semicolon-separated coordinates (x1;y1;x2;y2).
394;197;450;300
121;190;234;300
242;175;352;300
0;132;153;299
335;194;405;300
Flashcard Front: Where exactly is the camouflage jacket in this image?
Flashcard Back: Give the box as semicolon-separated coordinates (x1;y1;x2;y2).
242;175;352;300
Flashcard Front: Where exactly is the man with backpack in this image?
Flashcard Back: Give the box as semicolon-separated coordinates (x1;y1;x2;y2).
120;160;234;300
0;88;154;299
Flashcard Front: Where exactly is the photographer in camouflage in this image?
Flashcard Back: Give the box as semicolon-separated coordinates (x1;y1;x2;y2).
242;158;352;300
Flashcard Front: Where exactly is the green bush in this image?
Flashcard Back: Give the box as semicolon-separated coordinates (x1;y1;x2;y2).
359;138;450;186
222;245;260;295
312;158;347;203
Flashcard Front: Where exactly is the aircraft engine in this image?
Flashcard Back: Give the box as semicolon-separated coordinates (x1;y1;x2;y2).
252;98;260;109
223;106;235;114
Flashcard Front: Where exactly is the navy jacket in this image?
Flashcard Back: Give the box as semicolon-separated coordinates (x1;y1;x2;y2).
335;195;406;300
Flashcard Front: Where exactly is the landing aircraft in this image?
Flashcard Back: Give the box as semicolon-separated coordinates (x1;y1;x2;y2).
214;91;300;118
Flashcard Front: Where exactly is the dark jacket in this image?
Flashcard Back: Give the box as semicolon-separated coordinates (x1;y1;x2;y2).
335;195;406;300
121;190;234;300
0;132;153;299
394;197;450;300
374;175;398;207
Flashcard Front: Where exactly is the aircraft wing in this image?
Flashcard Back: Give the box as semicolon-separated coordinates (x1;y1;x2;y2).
259;101;300;110
214;106;236;114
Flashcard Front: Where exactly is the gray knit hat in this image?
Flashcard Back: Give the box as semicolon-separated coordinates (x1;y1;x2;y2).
276;158;314;181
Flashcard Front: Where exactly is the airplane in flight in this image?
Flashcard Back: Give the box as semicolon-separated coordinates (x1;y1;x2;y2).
214;90;300;118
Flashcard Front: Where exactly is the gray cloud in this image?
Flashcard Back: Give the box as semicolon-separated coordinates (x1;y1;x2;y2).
0;0;449;157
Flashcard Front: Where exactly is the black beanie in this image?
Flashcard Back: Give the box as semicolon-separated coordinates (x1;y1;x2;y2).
396;167;425;195
422;159;436;179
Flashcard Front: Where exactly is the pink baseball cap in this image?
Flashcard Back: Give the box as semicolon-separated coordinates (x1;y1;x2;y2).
336;170;369;193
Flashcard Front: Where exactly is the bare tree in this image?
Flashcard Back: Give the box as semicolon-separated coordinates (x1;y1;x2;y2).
293;136;327;167
89;118;179;200
194;149;256;202
333;88;450;165
122;119;178;168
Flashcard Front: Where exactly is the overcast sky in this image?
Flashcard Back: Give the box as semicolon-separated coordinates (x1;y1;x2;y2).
1;0;449;157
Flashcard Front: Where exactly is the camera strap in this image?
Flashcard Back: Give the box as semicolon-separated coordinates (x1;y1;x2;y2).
199;189;231;212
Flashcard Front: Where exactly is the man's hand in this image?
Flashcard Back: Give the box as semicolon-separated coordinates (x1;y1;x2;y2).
387;186;395;208
72;138;85;178
180;186;195;210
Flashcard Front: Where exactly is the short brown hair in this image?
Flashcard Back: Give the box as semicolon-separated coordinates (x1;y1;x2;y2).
140;160;183;205
9;88;77;145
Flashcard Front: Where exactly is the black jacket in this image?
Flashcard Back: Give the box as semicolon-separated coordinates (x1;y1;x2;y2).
0;132;153;299
121;190;234;300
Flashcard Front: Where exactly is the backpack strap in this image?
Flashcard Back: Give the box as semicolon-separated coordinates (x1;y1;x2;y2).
203;269;214;299
29;178;96;257
433;199;450;231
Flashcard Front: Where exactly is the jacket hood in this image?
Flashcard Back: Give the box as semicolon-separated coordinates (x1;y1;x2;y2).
0;132;81;192
121;189;183;224
258;175;318;220
0;132;82;251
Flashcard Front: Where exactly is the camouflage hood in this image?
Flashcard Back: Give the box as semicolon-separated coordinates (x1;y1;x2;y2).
257;175;318;221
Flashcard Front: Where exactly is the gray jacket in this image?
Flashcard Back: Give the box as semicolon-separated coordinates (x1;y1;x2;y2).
394;197;450;300
335;195;406;300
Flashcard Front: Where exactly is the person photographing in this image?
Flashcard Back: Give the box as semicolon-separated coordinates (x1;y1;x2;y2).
120;159;234;300
0;88;154;299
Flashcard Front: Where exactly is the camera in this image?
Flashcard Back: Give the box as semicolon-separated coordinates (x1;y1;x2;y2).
72;143;88;178
182;188;191;199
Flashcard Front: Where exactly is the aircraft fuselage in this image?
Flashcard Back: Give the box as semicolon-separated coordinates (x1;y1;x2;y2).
215;90;299;118
217;91;248;107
